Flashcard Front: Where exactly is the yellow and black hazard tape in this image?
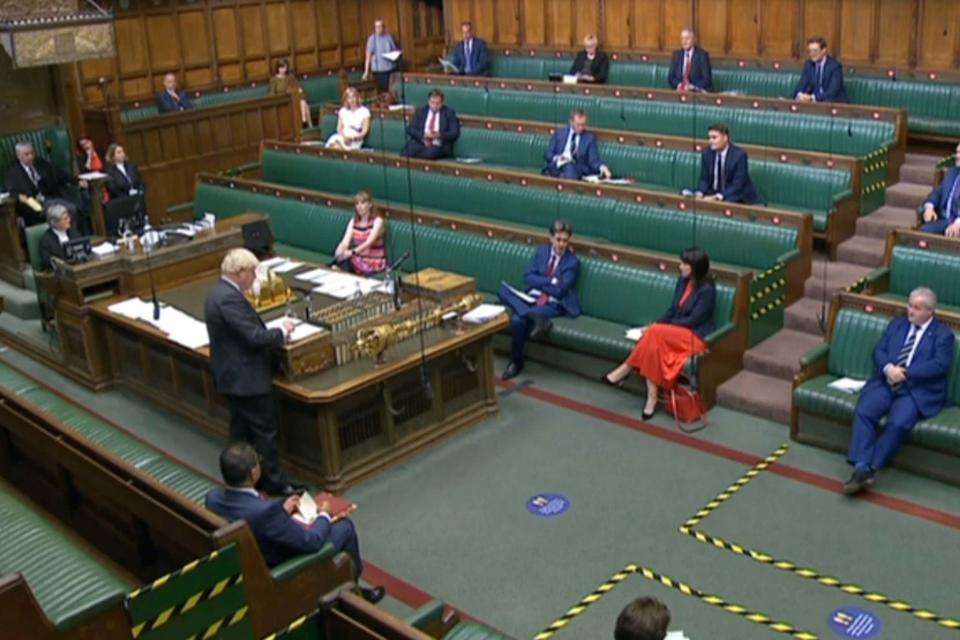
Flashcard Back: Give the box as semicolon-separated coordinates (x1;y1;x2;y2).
128;548;223;599
262;610;315;639
637;566;819;639
191;604;249;640
679;528;960;631
130;573;245;639
532;563;638;640
681;443;789;530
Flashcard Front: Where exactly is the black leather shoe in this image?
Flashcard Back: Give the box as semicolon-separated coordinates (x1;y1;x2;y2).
842;469;876;496
641;408;656;421
529;317;554;340
600;373;624;388
360;586;386;604
501;361;523;380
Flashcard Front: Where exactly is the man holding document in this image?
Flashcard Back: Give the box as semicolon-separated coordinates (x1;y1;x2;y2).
497;220;580;380
542;109;612;181
205;442;385;603
843;287;954;495
205;248;300;497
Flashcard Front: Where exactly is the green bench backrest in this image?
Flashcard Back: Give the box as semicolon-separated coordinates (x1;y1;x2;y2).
121;85;271;123
193;182;735;330
260;149;797;272
0;125;74;175
889;247;960;309
126;544;253;640
401;83;894;157
0;486;127;630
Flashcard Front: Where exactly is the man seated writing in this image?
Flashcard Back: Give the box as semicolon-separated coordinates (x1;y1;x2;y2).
843;288;954;495
205;442;385;603
542;109;612;181
401;89;461;160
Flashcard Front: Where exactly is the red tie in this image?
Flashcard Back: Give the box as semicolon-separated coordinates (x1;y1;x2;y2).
536;255;559;306
427;110;438;141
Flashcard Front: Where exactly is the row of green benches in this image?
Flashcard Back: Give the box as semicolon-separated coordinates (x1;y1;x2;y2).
319;111;860;235
256;142;803;345
488;52;959;139
398;78;898;165
119;71;359;123
192;174;745;403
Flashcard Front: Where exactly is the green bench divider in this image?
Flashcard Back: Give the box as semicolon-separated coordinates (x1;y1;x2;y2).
0;485;128;631
490;53;959;138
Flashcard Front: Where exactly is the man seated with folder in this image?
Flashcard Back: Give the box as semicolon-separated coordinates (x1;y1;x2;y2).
205;441;385;603
497;220;581;380
4;141;85;227
543;109;612;181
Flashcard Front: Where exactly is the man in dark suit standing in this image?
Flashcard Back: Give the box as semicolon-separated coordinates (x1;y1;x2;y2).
919;141;960;236
497;220;581;380
667;27;713;92
4;141;83;226
204;248;301;497
157;73;194;113
401;89;461;159
205;442;385;603
694;123;762;204
844;288;955;495
450;21;489;76
793;37;848;103
542;109;612;180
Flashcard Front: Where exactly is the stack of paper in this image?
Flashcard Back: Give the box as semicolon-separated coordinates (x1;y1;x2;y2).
78;171;108;180
625;327;646;341
666;632;691;640
827;377;866;394
264;317;324;343
108;297;156;321
92;242;116;258
107;297;209;349
462;304;505;324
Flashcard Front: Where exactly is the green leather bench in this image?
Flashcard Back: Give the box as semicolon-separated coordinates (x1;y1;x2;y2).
192;180;739;394
258;147;795;344
489;53;959;139
0;485;128;631
320;113;857;230
399;83;896;160
121;84;272;123
0;124;74;175
792;296;960;485
861;235;960;315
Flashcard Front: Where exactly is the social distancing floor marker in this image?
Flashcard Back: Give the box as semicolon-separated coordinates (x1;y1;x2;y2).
679;443;960;632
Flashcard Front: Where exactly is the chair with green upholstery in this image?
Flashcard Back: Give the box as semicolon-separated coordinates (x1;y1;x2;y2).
23;223;55;327
793;297;960;485
863;239;960;314
0;486;129;631
0;125;74;175
125;544;253;640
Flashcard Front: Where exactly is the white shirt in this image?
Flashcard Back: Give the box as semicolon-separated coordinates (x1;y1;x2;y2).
423;108;442;146
884;317;933;374
53;228;70;244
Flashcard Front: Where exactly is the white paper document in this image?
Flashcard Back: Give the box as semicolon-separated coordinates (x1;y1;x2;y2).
264;317;324;343
501;281;537;305
438;57;459;73
260;256;287;268
583;175;631;185
562;74;579;84
270;261;303;274
108;297;156;321
78;171;108;180
666;632;691;640
625;327;646;341
92;242;116;257
381;50;402;62
462;304;506;324
295;267;330;282
291;491;318;525
828;377;866;394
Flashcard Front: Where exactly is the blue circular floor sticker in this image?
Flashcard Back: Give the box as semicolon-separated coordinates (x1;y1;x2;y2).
828;608;882;638
527;493;570;518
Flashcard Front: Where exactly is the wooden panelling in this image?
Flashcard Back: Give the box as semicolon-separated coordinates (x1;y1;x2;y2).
146;14;181;70
265;3;290;55
445;0;960;70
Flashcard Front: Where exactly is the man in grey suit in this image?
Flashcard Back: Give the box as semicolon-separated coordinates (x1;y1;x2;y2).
204;248;301;496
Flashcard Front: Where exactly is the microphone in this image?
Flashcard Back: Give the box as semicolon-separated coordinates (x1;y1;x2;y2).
142;235;161;321
389;250;411;271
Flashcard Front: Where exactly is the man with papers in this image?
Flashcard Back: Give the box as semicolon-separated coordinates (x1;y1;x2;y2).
497;220;581;380
205;442;385;604
204;249;300;497
542;109;612;181
843;287;954;495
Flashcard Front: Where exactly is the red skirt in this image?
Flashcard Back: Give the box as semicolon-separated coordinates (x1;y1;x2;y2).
625;323;707;389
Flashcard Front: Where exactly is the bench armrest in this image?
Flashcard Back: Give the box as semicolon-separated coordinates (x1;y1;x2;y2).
831;188;854;206
269;542;338;583
704;322;736;345
864;266;889;286
774;249;799;268
800;343;830;368
166;201;194;217
405;599;446;630
221;162;261;178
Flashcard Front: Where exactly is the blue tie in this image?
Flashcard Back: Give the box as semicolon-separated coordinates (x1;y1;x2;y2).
465;40;472;74
946;174;960;222
816;62;823;95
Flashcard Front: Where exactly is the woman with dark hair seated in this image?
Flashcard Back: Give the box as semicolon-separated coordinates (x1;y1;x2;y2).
331;191;386;274
602;247;716;419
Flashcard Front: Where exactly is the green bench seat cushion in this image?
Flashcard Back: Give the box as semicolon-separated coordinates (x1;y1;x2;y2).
0;489;127;630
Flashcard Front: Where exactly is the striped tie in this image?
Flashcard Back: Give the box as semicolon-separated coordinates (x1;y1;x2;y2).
891;325;918;390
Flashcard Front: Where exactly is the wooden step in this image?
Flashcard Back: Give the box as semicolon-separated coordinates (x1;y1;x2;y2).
784;297;830;336
855;205;917;239
803;259;873;300
716;370;793;425
743;330;823;381
885;182;930;209
836;235;885;268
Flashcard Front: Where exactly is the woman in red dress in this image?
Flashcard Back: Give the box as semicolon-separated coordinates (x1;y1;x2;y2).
602;248;716;419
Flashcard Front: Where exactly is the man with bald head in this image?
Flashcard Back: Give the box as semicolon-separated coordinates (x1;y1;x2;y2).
667;28;713;92
844;287;955;494
157;73;193;113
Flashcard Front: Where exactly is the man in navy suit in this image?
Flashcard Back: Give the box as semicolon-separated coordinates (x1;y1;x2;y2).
497;220;581;380
157;73;194;113
542;109;612;180
695;123;762;204
844;288;955;495
205;249;302;497
793;37;849;103
205;442;385;603
920;141;960;237
401;90;461;159
450;21;489;76
667;28;713;92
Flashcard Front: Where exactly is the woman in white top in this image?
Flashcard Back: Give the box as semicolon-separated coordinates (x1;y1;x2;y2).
325;87;371;150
